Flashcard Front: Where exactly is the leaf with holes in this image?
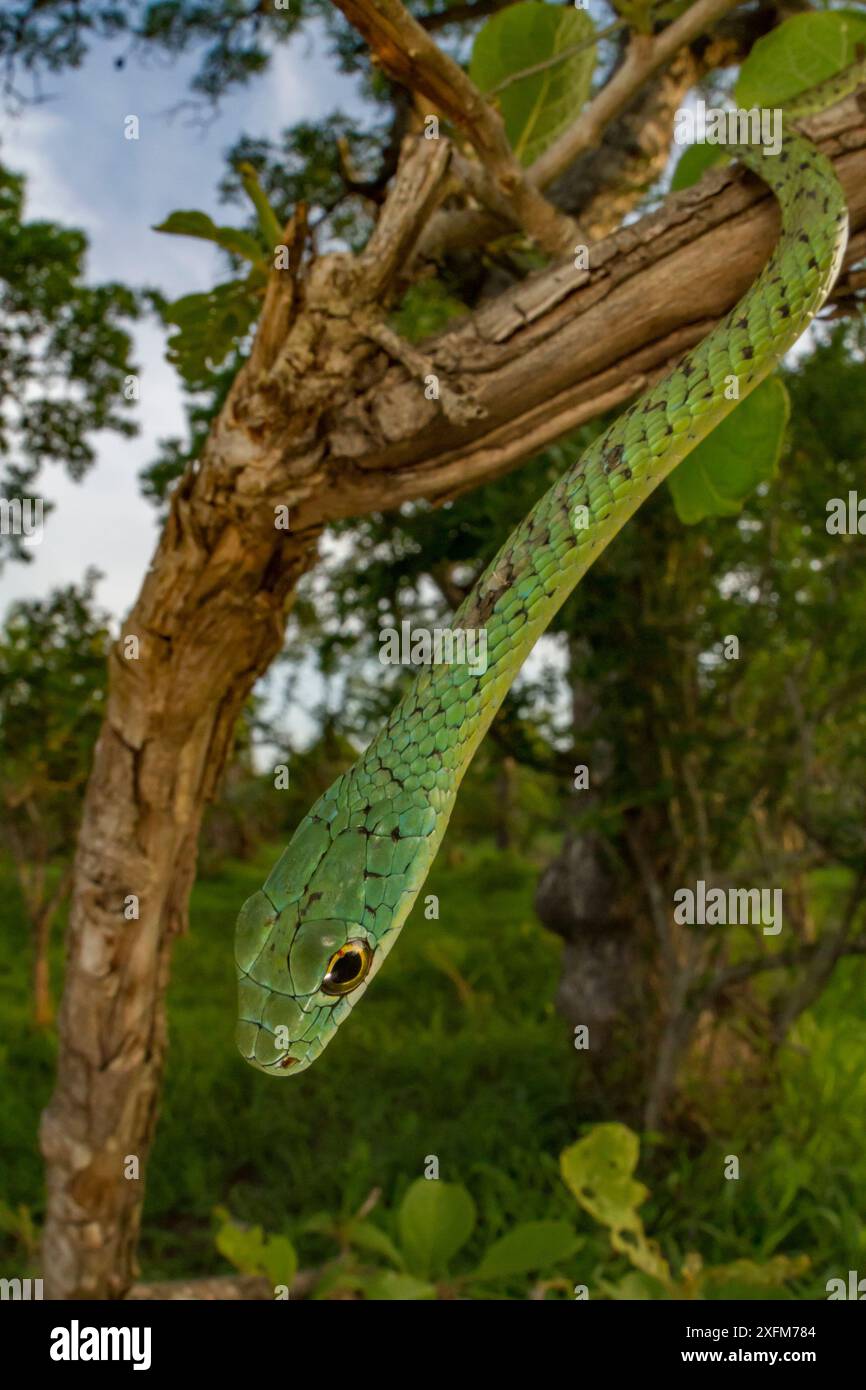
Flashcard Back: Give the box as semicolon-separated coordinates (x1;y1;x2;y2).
560;1123;672;1287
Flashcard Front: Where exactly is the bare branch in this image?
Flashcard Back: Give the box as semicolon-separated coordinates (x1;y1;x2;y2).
358;133;453;300
332;0;579;253
771;867;866;1043
694;936;866;1010
417;0;746;259
418;0;513;31
530;0;745;189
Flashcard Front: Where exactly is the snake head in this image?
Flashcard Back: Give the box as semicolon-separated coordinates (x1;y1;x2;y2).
235;891;379;1075
234;773;444;1076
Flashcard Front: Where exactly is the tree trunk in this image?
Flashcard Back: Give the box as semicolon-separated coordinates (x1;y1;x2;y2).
535;830;647;1125
38;519;320;1295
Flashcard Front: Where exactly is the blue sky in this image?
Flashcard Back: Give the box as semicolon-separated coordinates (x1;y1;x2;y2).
0;20;362;629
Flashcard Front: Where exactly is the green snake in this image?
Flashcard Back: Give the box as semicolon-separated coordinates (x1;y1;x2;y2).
235;62;864;1076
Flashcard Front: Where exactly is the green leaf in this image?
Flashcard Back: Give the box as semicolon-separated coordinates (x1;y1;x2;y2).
161;275;265;386
735;11;866;110
560;1123;672;1287
153;210;266;265
361;1269;438;1300
470;2;596;166
397;1179;476;1279
670;142;728;193
215;1216;297;1288
346;1219;405;1269
473;1220;579;1281
668;376;790;525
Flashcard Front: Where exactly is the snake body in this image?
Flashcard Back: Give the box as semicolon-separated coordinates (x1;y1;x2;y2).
235;65;861;1076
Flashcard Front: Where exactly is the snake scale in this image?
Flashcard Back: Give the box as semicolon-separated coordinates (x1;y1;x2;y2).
235;62;864;1076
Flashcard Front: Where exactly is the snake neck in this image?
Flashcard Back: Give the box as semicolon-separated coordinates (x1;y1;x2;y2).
344;130;848;846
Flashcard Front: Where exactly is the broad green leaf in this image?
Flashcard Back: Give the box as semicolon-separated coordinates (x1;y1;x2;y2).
397;1179;476;1279
670;142;728;193
470;2;596;166
735;11;866;110
161;275;265;386
153;210;265;265
668;376;790;525
361;1270;438;1300
347;1219;405;1269
215;1217;297;1288
560;1123;671;1287
473;1220;579;1280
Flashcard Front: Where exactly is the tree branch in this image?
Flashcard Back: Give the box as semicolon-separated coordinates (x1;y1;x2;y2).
332;0;578;253
418;0;513;31
529;0;745;189
771;867;866;1043
694;936;866;1009
291;95;866;533
417;0;746;259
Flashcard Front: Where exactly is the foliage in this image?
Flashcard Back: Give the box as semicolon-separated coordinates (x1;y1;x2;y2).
470;3;596;166
214;1120;811;1299
735;9;866;110
668;377;790;524
0;574;110;1021
214;1206;298;1289
152;164;283;387
217;1179;578;1299
3;844;866;1296
0;164;139;562
561;1124;809;1299
671;9;866;190
0;572;109;826
0;0;301;101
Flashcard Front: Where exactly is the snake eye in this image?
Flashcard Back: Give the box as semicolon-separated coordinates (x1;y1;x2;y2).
322;940;373;996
